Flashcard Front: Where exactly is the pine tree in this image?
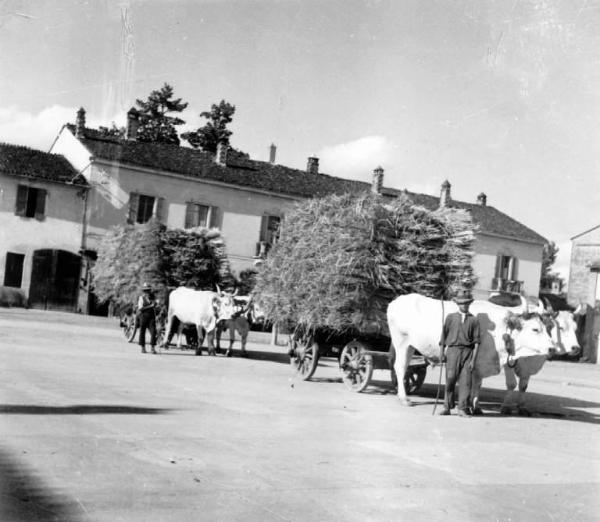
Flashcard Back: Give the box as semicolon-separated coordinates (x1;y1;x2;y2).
182;100;235;153
135;83;188;145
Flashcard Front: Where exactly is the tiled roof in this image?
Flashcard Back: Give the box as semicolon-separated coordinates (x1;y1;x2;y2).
69;126;545;245
0;142;87;186
403;191;547;245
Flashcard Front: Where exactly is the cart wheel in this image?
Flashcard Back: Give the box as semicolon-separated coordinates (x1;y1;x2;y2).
404;366;427;395
122;315;137;343
339;340;373;393
289;333;319;380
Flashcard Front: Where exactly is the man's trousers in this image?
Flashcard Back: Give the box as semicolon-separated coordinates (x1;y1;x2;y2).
444;346;474;411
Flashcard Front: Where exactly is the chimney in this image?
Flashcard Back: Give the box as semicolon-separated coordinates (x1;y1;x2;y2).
439;179;451;208
269;143;277;164
372;166;384;194
126;107;139;140
216;141;228;166
307;156;319;175
75;107;86;138
477;192;487;206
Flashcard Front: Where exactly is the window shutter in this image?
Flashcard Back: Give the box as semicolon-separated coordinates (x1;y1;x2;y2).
259;215;268;242
15;185;28;216
209;206;220;228
184;202;195;229
494;255;501;278
127;192;139;224
154;197;166;223
511;257;519;280
34;188;46;221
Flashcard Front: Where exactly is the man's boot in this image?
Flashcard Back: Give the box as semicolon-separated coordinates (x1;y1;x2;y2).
151;346;157;354
141;347;147;354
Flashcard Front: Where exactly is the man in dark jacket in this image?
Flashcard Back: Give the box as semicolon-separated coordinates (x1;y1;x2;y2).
138;282;157;354
439;289;480;417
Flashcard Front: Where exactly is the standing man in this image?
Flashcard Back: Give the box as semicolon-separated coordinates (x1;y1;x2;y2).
138;282;157;354
438;288;480;417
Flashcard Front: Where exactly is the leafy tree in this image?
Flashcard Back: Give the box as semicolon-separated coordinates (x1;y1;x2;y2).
97;123;126;139
540;241;564;291
182;100;235;153
134;83;188;145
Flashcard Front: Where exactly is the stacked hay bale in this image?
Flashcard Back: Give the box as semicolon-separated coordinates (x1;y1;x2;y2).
92;220;233;311
254;193;476;336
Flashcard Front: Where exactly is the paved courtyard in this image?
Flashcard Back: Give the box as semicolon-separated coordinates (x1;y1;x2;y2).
0;308;599;521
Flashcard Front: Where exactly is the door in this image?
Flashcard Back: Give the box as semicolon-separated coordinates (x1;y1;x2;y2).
29;249;81;312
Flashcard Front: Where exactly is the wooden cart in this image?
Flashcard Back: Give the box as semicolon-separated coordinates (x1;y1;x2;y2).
287;327;427;394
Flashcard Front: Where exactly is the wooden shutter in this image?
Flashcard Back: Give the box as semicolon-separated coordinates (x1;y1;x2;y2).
15;185;28;216
127;192;139;224
259;215;269;242
184;202;195;229
154;197;166;223
34;188;46;221
209;206;220;228
511;257;519;280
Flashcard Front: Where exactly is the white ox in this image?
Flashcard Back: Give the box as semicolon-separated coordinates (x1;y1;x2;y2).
162;287;236;355
387;293;555;415
546;311;580;358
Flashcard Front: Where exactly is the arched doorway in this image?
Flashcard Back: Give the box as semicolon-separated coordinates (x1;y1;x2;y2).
29;249;81;312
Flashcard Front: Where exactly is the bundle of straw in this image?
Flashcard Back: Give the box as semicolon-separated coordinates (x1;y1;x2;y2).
254;193;476;336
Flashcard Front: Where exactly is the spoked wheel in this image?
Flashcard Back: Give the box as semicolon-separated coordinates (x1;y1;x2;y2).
289;333;319;380
339;340;373;393
122;314;138;343
404;366;427;395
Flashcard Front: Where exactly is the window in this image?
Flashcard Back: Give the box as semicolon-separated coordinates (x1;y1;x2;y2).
256;215;281;257
496;255;517;280
4;252;25;288
184;202;219;229
260;215;280;245
15;185;46;220
127;193;166;224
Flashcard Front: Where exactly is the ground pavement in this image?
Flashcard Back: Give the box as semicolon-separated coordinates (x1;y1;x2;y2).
0;308;599;521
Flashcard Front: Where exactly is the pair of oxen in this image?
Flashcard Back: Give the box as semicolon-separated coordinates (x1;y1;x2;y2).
161;287;249;357
388;294;580;415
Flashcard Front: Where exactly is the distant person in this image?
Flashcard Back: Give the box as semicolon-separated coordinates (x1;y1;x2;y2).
138;282;157;354
573;299;589;360
438;288;481;417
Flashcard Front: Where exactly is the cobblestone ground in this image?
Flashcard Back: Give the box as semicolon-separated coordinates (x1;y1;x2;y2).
1;308;599;522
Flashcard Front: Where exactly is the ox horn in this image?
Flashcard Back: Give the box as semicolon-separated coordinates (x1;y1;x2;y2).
216;284;221;295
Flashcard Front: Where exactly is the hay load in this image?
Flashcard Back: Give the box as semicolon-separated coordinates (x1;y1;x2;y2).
253;192;476;336
92;220;233;310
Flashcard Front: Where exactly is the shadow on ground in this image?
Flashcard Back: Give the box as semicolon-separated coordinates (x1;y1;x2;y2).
0;405;171;415
0;447;83;521
406;383;600;425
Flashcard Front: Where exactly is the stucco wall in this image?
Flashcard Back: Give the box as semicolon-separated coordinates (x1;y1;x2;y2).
471;233;543;299
0;173;84;295
82;161;300;275
567;226;600;306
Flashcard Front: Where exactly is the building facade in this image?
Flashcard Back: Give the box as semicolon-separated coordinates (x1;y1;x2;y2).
0;143;88;311
0;107;546;313
567;225;600;306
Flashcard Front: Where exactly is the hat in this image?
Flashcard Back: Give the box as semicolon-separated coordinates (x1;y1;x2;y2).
453;289;473;304
142;282;152;291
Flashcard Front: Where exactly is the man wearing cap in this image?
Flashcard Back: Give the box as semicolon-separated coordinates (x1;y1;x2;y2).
138;282;157;354
438;289;480;417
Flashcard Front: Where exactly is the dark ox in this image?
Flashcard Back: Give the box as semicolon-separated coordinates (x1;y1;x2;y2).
387;293;555;415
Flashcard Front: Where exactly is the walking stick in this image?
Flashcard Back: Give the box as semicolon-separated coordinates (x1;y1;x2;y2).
432;297;445;416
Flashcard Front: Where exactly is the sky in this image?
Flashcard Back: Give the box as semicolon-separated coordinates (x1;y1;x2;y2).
1;0;599;280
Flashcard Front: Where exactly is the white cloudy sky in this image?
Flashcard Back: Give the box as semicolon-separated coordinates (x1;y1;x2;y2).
2;0;599;279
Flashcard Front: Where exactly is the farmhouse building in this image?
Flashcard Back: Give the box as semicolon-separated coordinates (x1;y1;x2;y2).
1;107;546;312
567;225;600;306
0;143;89;311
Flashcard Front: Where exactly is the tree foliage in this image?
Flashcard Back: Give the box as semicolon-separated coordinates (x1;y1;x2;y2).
134;83;188;145
182;100;235;153
253;193;477;336
97;122;126;139
91;220;233;309
540;241;564;291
